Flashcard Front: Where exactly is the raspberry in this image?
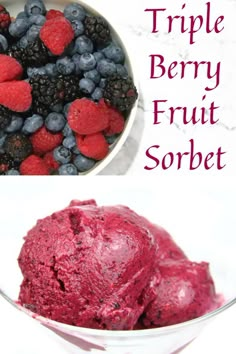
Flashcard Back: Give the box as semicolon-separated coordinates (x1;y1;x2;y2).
76;133;109;160
0;5;11;36
0;54;23;83
43;151;60;172
99;99;125;136
46;9;64;20
40;17;74;55
68;98;109;135
0;81;32;112
20;155;50;175
31;126;63;155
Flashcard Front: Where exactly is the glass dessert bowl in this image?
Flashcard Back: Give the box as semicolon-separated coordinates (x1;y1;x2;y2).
0;178;236;354
0;0;138;175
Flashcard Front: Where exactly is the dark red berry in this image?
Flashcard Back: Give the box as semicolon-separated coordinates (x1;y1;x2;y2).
0;5;11;36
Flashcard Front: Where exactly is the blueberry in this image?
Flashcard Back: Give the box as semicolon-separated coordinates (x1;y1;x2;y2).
22;114;43;134
63;122;73;136
72;54;81;75
64;3;86;22
45;63;58;77
79;53;96;71
71;19;84;37
51;103;63;113
0;35;8;53
45;113;66;133
27;66;46;77
73;35;93;54
84;69;100;84
91;87;103;102
26;24;41;42
24;0;46;16
116;64;128;77
106;135;118;145
18;36;29;49
72;145;81;155
5;169;20;175
103;43;125;64
56;56;75;75
0;134;6;148
54;146;72;164
99;78;107;89
9;18;30;37
97;59;117;77
63;104;72;119
5;116;23;133
16;11;28;20
79;78;95;94
63;135;76;149
74;154;95;172
93;51;105;63
29;14;46;26
58;163;78;175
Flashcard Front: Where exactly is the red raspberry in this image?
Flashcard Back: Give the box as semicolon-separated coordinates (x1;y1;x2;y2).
31;127;63;155
40;17;74;55
0;55;23;83
0;162;8;173
68;98;109;135
99;99;125;136
46;9;64;20
0;81;32;112
0;5;11;35
20;155;50;175
43;151;60;172
76;133;109;160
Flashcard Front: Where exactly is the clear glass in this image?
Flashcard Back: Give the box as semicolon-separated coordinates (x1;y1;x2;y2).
0;177;235;354
1;0;138;176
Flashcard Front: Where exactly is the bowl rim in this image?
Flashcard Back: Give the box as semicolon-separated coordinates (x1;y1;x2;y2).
1;289;235;338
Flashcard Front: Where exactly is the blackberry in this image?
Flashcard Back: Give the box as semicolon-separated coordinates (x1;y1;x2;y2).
30;75;61;117
103;74;138;111
0;154;14;175
32;100;51;118
4;133;32;162
30;75;82;117
84;16;111;47
0;5;11;37
8;44;26;66
0;105;12;130
8;38;49;67
58;75;82;102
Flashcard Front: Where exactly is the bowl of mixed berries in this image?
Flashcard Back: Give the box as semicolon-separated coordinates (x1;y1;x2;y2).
0;0;138;175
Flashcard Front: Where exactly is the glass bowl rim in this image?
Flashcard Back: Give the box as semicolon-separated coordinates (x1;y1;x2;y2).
1;289;235;338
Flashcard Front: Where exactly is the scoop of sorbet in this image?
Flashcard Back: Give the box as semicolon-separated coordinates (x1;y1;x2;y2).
141;260;221;328
18;200;159;330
